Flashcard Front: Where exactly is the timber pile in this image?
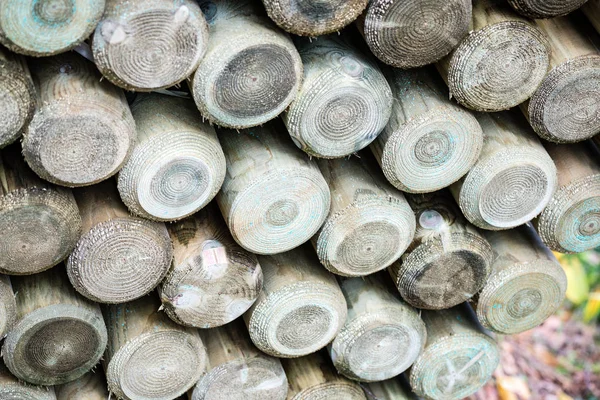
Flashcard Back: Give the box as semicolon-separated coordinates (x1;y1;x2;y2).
0;0;599;399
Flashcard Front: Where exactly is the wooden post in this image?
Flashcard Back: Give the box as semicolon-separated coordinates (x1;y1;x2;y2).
437;0;550;112
0;360;56;400
475;225;567;334
408;305;500;400
525;14;600;143
2;267;107;386
330;276;426;382
262;0;367;36
371;67;483;193
159;202;263;328
67;180;173;303
245;245;347;358
282;35;392;159
282;351;366;400
314;156;415;277
0;47;36;149
55;371;109;400
390;191;494;310
451;111;557;230
0;148;81;275
190;0;302;129
359;0;471;69
536;141;600;253
0;0;104;57
509;0;589;18
363;376;416;400
0;275;16;339
103;294;208;400
117;93;226;222
92;0;209;91
23;52;136;187
216;123;330;255
191;319;288;400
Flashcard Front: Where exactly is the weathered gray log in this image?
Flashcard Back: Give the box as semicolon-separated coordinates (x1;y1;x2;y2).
509;0;588;18
390;191;494;310
0;275;16;339
0;149;81;275
67;180;173;303
245;245;347;358
191;319;288;400
0;0;104;57
363;376;416;400
217;123;330;255
451;111;557;230
191;0;302;128
103;294;208;400
160;202;263;328
408;305;500;400
536;141;600;253
0;360;56;400
2;267;107;386
371;67;483;193
360;0;471;69
475;225;567;334
330;276;426;382
55;371;109;400
526;14;600;143
117;94;226;221
92;0;209;91
283;35;392;159
23;52;136;187
438;0;550;112
314;156;415;277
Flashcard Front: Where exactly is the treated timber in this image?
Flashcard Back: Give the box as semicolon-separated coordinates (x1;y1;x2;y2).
0;274;16;339
55;371;109;400
0;360;56;400
509;0;589;18
363;376;416;400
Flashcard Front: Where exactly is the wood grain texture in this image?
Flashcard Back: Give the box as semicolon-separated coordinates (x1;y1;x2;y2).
314;155;415;276
371;67;483;193
103;294;208;400
2;267;107;386
283;35;392;159
216;123;330;255
390;191;493;310
0;274;16;338
92;0;209;91
55;371;109;400
451;111;557;230
0;360;56;400
0;148;81;275
24;52;135;187
509;0;588;18
191;0;302;128
363;376;416;400
160;202;263;328
117;94;226;222
245;245;347;358
67;180;173;303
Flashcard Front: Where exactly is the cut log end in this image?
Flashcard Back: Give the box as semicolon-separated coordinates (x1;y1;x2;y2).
292;382;366;400
507;0;589;18
0;63;36;149
448;21;550;112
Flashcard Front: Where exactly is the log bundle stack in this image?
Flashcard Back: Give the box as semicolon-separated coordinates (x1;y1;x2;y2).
2;0;600;399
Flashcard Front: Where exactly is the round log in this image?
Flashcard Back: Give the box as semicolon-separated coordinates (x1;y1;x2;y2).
92;0;209;91
283;35;392;159
314;156;415;276
536;141;600;253
191;319;288;400
23;52;136;187
160;202;263;328
476;225;567;334
191;0;302;129
371;67;483;193
360;0;471;69
0;149;81;275
0;48;36;149
0;0;104;57
390;191;494;310
117;94;226;221
408;305;500;400
0;360;56;400
282;351;366;400
55;371;109;400
363;377;416;400
509;0;588;18
438;0;550;112
526;15;600;143
67;180;173;303
330;276;426;382
245;245;347;358
2;267;107;386
0;275;16;339
217;123;330;255
451;111;557;230
104;294;208;400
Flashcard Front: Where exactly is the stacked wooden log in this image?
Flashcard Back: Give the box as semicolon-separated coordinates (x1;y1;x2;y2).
1;0;599;399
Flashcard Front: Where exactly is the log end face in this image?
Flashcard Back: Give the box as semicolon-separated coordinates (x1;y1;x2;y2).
292;382;366;400
0;65;36;149
507;0;589;18
0;384;56;400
